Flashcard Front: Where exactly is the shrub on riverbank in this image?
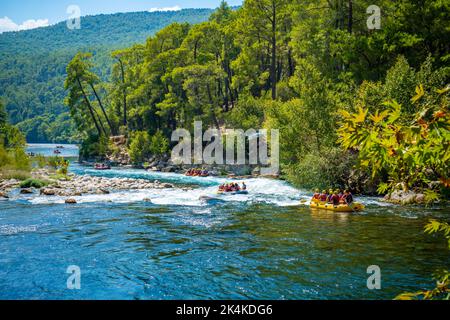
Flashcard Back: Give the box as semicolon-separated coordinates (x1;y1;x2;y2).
339;82;449;202
129;131;151;164
282;147;359;191
19;178;48;189
78;134;109;160
149;131;169;157
0;145;31;181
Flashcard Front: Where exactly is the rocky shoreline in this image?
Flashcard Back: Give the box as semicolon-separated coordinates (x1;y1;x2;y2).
383;190;427;205
0;168;175;203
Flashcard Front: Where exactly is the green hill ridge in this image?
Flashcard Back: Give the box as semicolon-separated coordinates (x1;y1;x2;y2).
0;9;213;143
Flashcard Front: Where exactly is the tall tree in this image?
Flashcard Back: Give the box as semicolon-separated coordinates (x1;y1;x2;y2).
235;0;290;100
64;53;104;136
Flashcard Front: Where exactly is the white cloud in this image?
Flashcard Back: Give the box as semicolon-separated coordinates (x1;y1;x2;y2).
149;5;182;13
0;16;49;33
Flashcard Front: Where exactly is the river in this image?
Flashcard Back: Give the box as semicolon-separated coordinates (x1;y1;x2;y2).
0;144;449;299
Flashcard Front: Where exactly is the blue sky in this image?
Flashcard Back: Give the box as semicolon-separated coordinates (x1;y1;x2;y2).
0;0;242;32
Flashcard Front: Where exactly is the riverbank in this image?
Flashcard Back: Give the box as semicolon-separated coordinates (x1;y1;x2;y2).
0;168;175;202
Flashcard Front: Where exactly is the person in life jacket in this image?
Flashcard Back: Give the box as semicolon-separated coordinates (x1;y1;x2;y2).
329;191;341;206
319;190;328;202
242;182;247;190
327;189;334;202
312;189;320;201
342;190;354;204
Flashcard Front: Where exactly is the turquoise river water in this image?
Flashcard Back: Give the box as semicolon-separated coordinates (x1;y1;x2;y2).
0;144;449;299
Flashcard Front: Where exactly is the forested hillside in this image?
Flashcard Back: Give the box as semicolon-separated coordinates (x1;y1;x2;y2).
66;0;449;198
0;9;213;142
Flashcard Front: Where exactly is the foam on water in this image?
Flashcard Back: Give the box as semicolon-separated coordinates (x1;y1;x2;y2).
24;166;389;207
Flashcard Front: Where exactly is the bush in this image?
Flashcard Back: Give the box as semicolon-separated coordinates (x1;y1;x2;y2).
150;130;169;156
20;178;48;189
0;169;30;181
32;154;47;168
79;134;108;160
284;147;358;191
226;96;265;130
0;144;31;180
57;159;70;176
339;84;449;196
12;148;30;171
47;156;61;169
129;131;151;163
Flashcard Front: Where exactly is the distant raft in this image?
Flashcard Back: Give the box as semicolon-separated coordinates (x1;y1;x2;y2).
309;200;365;212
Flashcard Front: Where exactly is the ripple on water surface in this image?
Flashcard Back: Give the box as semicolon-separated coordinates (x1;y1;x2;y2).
1;158;449;299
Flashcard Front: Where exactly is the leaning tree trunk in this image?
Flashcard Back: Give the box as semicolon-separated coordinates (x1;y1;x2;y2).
117;58;127;127
90;83;115;135
77;77;102;136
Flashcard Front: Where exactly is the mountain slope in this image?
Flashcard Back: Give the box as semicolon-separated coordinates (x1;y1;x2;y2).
0;9;213;143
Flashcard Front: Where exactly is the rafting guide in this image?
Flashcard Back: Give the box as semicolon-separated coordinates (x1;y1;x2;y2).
171;121;280;175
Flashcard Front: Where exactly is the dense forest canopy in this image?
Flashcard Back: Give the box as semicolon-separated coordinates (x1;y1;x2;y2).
63;0;449;198
0;9;214;143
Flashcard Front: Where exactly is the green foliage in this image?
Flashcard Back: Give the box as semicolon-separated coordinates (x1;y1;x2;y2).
129;131;151;163
226;97;265;130
0;169;30;181
396;220;450;300
57;159;70;176
79;134;109;160
1;100;27;149
0;9;214;142
150;131;169;156
3;1;448;199
283;147;358;190
20;178;48;189
44;156;70;176
46;156;61;169
32;154;47;169
0;145;30;173
339;80;449;196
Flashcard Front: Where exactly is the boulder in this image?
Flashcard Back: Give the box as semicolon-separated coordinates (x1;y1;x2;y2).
0;191;9;199
40;188;56;196
20;188;34;194
65;198;77;204
161;166;176;173
99;188;110;194
384;190;426;205
161;183;173;188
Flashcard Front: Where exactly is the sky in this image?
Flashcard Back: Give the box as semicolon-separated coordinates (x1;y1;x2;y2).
0;0;243;33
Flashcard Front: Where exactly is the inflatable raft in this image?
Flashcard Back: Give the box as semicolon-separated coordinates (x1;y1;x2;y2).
309;200;365;212
217;190;249;195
